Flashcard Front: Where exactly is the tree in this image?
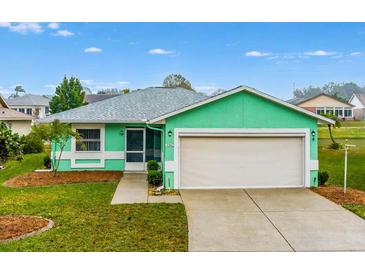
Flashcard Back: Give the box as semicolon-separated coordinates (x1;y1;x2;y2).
293;82;365;101
8;85;26;99
162;74;194;91
32;120;79;176
0;122;23;166
324;113;341;148
49;76;86;114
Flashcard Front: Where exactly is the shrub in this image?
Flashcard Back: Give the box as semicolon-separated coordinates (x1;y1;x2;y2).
43;155;52;169
147;170;162;186
21;133;44;154
328;142;341;150
147;160;160;171
318;170;329;186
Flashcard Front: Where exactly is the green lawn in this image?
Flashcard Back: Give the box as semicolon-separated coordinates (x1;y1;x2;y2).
318;138;365;192
318;120;365;128
318;126;365;139
343;205;365;219
0;154;188;251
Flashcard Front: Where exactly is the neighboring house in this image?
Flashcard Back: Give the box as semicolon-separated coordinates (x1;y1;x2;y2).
348;93;365;120
6;94;51;119
0;94;33;135
288;93;354;120
39;86;334;189
85;94;122;104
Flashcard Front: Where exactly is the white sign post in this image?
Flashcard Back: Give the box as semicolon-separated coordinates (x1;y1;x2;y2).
344;143;356;194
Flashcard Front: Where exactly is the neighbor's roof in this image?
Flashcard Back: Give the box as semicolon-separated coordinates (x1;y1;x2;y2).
0;107;33;121
148;86;335;125
0;94;9;108
287;93;353;107
85;94;122;104
350;92;365;106
38;87;208;123
6;94;51;106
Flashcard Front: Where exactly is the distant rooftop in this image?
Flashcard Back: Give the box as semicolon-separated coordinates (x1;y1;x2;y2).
6;94;51;106
85;94;122;104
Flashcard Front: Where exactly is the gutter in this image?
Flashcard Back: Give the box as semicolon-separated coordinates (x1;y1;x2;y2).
145;120;166;189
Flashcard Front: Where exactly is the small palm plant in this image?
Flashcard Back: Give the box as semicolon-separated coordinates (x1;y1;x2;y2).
324;113;341;149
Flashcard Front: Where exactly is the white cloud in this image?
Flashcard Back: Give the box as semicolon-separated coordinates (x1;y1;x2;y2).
54;30;74;37
304;50;335;56
0;22;11;28
148;48;175;55
245;51;272;57
8;23;43;34
44;84;57;89
48;22;60;29
84;47;102;53
195;85;220;95
350;51;362;56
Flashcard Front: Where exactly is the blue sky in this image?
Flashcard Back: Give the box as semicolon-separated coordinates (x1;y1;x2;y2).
0;22;365;99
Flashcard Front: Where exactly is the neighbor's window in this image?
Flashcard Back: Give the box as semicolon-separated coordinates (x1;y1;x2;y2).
76;129;101;151
335;107;343;117
316;107;325;115
26;108;32;115
344;108;352;117
18;108;25;113
325;107;334;115
45;106;50;115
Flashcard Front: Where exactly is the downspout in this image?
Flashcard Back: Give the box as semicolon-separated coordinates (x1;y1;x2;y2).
145;121;165;189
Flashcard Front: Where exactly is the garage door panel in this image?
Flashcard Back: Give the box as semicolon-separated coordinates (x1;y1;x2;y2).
180;137;304;188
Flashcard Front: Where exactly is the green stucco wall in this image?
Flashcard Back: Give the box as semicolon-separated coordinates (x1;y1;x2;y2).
164;91;318;188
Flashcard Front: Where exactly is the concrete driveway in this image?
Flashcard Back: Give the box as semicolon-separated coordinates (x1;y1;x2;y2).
180;188;365;251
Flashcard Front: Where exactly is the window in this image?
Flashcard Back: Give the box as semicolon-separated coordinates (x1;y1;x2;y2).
344;108;352;117
325;107;334;115
18;108;25;113
26;108;33;115
335;107;343;117
316;107;325;115
45;106;50;115
76;129;101;151
11;108;17;111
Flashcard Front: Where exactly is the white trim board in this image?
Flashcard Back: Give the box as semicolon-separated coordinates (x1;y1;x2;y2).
148;86;335;125
172;128;311;189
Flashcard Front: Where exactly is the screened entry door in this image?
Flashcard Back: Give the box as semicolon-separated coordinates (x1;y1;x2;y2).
125;128;145;171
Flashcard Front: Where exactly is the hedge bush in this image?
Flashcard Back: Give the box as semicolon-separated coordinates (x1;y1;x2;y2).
147;160;160;171
43;155;52;169
318;170;329;186
21;133;44;154
147;170;162;186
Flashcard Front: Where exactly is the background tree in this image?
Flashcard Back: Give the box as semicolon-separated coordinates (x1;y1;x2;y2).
32;120;79;176
0;122;23;166
49;76;86;114
293;82;365;101
8;85;26;99
163;74;194;91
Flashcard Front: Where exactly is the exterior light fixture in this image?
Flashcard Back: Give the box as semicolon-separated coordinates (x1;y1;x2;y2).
168;130;173;137
311;130;315;141
120;129;124;135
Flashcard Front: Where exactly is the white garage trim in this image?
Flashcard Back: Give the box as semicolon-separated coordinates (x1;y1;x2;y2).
173;128;311;189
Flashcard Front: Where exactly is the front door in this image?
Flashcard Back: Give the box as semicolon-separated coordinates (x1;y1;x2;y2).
125;128;145;171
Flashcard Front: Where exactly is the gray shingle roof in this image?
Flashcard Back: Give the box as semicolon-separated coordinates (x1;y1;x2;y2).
38;87;208;123
85;94;122;104
6;94;50;106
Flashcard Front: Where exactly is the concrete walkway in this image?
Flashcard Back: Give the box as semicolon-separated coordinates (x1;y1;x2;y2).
111;173;148;204
181;188;365;252
111;173;182;204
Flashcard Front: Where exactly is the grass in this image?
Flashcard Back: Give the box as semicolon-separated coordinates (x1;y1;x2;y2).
0;153;188;251
318;138;365;192
343;205;365;219
318;126;365;139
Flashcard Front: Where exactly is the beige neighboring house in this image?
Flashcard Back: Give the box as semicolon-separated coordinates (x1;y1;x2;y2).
0;94;33;135
349;93;365;120
288;93;354;120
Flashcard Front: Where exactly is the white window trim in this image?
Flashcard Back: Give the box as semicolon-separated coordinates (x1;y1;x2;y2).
170;128;312;189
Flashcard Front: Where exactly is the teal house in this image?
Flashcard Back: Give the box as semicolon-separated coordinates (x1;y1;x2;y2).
40;86;334;189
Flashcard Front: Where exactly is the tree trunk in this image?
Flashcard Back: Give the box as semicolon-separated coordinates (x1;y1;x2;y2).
53;143;65;177
328;124;335;144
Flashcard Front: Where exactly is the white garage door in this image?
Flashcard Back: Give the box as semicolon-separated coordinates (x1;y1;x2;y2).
179;136;304;188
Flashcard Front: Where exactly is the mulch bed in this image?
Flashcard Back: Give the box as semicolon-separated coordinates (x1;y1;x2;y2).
311;185;365;206
0;216;53;243
148;185;180;196
4;171;123;187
